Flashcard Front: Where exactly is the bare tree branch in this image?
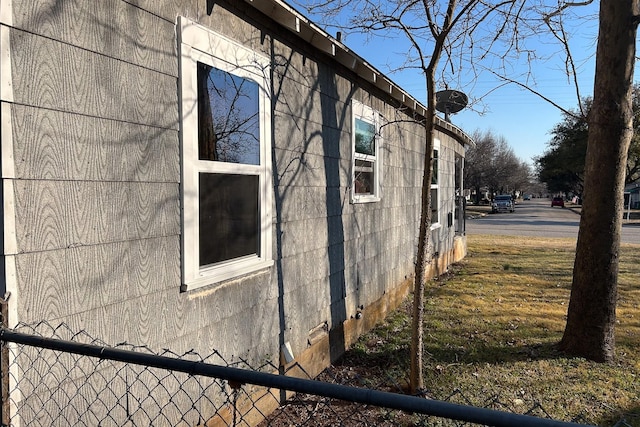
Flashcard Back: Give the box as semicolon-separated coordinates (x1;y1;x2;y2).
543;0;595;23
485;67;582;119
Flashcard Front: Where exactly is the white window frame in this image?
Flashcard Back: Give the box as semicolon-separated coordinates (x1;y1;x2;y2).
430;139;441;229
351;101;382;203
178;17;273;291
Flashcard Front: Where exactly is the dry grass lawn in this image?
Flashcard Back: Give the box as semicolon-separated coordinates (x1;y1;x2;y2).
338;234;640;426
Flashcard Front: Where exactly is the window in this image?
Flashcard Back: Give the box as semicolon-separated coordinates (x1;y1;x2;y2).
351;101;382;202
454;153;465;235
430;140;440;227
179;17;273;290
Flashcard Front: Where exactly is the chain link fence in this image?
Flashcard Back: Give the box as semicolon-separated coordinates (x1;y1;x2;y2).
0;319;632;426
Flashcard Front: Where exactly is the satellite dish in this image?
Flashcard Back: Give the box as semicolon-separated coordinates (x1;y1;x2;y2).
435;90;468;122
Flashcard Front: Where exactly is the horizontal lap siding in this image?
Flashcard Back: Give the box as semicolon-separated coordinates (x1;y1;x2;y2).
8;0;179;76
270;31;429;355
3;0;463;377
13;180;179;252
4;0;184;342
8;1;280;363
10;104;179;182
15;237;179;323
9;29;177;127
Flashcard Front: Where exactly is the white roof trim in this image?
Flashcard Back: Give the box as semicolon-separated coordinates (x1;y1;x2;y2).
243;0;473;146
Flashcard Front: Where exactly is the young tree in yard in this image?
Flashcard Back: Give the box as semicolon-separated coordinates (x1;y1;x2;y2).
359;0;486;393
295;0;524;393
297;0;638;380
559;0;640;362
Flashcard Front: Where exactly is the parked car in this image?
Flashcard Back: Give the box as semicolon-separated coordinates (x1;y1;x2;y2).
523;194;531;200
551;197;565;208
492;195;515;213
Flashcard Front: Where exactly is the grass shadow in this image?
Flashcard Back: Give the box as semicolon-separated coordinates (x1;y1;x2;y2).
316;236;640;425
599;405;640;427
423;341;565;365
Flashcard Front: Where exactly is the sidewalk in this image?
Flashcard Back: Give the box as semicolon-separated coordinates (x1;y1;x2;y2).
568;204;640;225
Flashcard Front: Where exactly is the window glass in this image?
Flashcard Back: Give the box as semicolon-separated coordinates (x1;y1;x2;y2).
354;159;374;194
355;118;376;156
199;173;259;267
431;187;438;221
431;149;439;185
197;63;260;165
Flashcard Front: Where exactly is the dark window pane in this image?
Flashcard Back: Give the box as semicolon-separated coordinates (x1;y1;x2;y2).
455;154;462;191
354;159;373;194
355;118;375;156
431;188;438;219
199;173;259;267
197;63;260;165
431;149;439;185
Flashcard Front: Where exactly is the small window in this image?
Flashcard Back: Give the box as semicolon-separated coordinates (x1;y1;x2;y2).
179;17;273;290
455;153;465;235
352;101;382;202
430;141;440;227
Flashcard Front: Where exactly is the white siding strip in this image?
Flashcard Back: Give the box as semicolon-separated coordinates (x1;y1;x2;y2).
0;0;12;26
1;102;14;178
4;255;18;326
348;55;357;70
0;25;13;103
3;179;17;255
6;259;22;426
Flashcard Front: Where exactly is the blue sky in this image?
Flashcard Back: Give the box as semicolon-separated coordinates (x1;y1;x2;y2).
293;1;638;166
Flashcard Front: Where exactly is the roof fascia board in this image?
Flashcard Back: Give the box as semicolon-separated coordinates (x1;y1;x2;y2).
242;0;473;147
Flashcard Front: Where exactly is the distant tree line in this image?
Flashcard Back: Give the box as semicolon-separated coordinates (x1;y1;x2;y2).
535;84;640;196
464;130;534;203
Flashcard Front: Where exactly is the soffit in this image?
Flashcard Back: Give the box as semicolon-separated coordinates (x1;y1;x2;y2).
243;0;474;147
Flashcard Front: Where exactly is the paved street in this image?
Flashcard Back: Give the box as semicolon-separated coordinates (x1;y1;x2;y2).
466;198;640;245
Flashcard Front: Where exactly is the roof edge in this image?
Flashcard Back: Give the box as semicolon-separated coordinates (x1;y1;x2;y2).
243;0;474;147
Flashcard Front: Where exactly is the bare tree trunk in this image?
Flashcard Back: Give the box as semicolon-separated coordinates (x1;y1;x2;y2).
559;0;639;362
410;98;436;394
409;0;460;396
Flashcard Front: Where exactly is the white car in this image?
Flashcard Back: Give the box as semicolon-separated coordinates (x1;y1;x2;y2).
492;195;515;213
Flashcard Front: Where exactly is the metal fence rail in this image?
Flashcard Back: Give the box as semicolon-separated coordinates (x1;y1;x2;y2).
0;320;598;427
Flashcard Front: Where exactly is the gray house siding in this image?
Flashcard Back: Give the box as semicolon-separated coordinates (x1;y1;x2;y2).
1;0;471;420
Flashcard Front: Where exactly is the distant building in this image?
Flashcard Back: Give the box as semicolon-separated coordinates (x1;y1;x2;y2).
625;182;640;209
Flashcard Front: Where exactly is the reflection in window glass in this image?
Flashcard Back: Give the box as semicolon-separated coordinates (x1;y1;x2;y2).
431;149;438;185
354;159;374;194
431;187;438;222
431;147;439;224
355;118;376;156
199;173;259;267
197;62;260;165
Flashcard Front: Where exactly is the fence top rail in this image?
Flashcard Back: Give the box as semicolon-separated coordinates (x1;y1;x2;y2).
0;328;591;427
